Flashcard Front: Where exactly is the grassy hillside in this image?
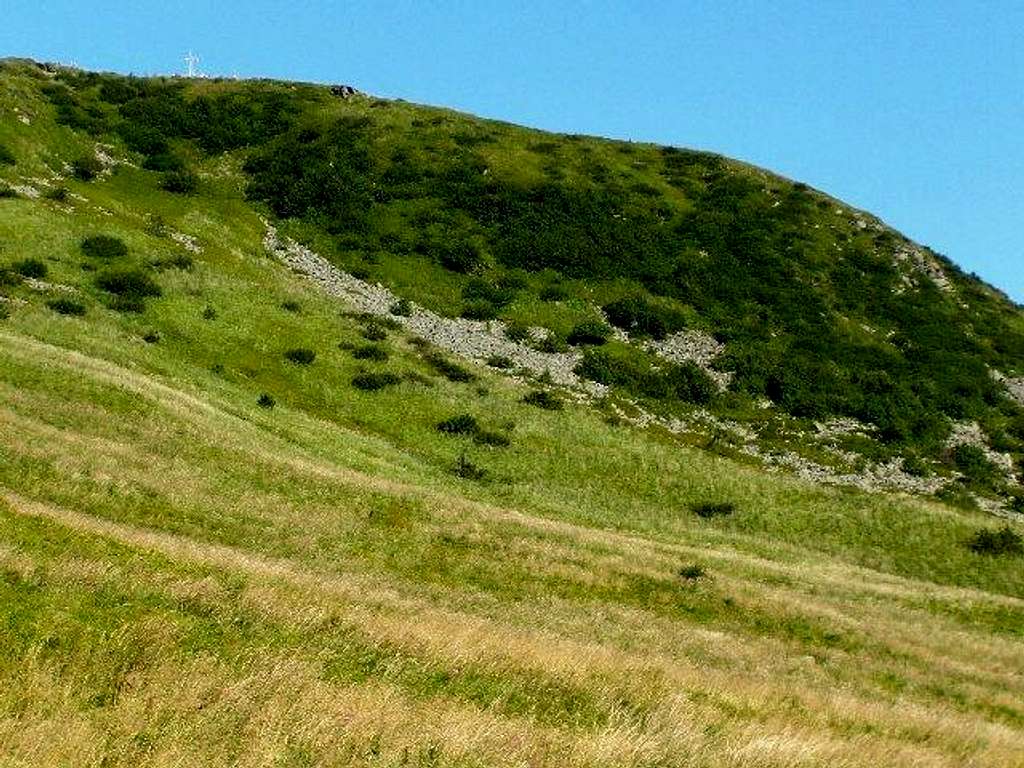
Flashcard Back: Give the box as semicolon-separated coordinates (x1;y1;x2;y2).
1;58;1023;766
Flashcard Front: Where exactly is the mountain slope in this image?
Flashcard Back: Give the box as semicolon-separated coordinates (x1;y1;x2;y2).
1;59;1023;767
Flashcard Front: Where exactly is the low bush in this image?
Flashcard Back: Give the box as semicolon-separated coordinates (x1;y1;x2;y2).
361;323;388;341
474;429;511;447
952;444;1001;489
13;259;47;279
437;242;484;273
691;501;736;519
522;390;563;410
486;354;514;369
201;305;217;320
81;235;128;260
71;155;103;181
461;300;499;321
152;253;194;271
424;351;475;382
142;330;160;343
602;295;685;340
504;321;531;342
284;348;316;365
161;170;198;194
968;525;1023;556
46;298;86;316
539;283;569;302
576;348;715;404
352;371;402;391
567;319;611;346
463;277;517;308
95;267;162;298
0;143;14;166
390;298;412;316
257;393;276;409
44;186;68;201
452;453;487;480
352;344;388;361
0;267;23;287
280;300;301;313
142;152;185;172
0;186;17;198
678;564;707;580
437;414;479;435
534;334;568;353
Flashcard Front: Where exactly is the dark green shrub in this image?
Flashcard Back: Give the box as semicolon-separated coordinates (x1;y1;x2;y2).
142;330;160;343
463;277;516;308
0;305;8;321
142;152;185;172
424;351;475;382
522;390;563;410
81;235;128;260
602;295;684;340
452;453;487;480
539;283;569;302
0;186;16;198
96;267;161;298
390;298;412;316
352;344;388;361
504;321;531;342
201;305;217;320
691;501;735;519
534;334;568;353
284;348;316;365
0;267;23;287
0;143;15;166
437;414;479;435
437;242;483;273
13;259;47;279
678;564;706;580
280;300;301;313
567;319;611;346
71;155;103;181
968;525;1022;556
44;186;69;201
474;429;510;447
352;371;402;391
461;300;499;321
152;253;194;271
161;170;198;194
257;393;276;409
46;298;86;316
486;355;514;369
952;444;1001;488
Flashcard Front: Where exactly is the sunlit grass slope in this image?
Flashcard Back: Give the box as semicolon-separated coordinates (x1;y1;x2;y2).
1;59;1023;767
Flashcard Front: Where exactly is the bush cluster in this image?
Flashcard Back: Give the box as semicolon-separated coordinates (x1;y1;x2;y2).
71;155;103;181
968;525;1022;556
352;371;402;391
283;348;316;365
46;298;86;316
522;390;563;410
13;259;47;279
575;348;715;404
81;235;128;260
0;143;16;166
351;344;389;361
567;319;611;346
691;501;736;519
423;350;475;382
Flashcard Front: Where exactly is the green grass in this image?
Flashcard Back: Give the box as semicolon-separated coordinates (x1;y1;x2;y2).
0;57;1023;767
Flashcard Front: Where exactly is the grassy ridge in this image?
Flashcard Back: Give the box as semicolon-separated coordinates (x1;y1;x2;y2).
1;58;1023;765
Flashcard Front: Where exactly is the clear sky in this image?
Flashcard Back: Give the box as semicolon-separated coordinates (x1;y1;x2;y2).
3;1;1022;301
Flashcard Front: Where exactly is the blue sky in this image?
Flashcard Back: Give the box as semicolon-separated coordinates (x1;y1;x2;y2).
3;1;1022;301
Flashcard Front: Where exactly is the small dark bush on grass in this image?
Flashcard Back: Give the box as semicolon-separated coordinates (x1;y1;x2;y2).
437;242;484;274
461;300;499;321
352;344;388;361
71;155;103;181
504;321;531;342
142;330;160;343
47;298;86;316
0;186;17;199
567;319;611;346
352;371;402;391
390;298;412;316
602;295;685;340
0;143;15;166
81;235;128;260
952;444;1001;489
691;501;736;519
161;170;198;194
534;334;568;353
0;305;9;321
437;414;479;435
474;429;511;447
13;259;47;279
463;277;517;308
361;324;388;341
142;152;185;173
424;351;475;382
95;267;162;299
151;253;194;271
44;186;68;201
201;305;217;320
284;348;316;365
280;299;301;313
257;393;276;409
452;453;487;480
0;267;23;287
486;354;514;369
968;525;1023;556
522;390;563;410
678;564;707;580
539;283;569;302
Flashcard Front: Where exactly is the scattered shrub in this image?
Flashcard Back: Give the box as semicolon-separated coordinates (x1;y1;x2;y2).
71;155;103;181
201;305;217;320
968;525;1022;556
691;501;735;519
361;323;388;341
0;267;23;287
151;253;194;271
280;299;301;313
390;298;412;316
0;305;8;321
352;371;402;391
352;344;388;361
539;283;569;302
486;354;514;369
602;295;684;340
437;242;484;273
13;259;47;279
522;390;563;410
534;334;568;353
142;152;185;172
403;371;435;387
474;429;510;447
952;444;1001;489
96;267;162;298
0;143;15;166
678;564;707;580
567;319;611;346
284;348;316;365
504;321;531;342
437;414;479;435
424;351;475;382
161;170;198;194
0;186;16;198
46;298;86;316
463;277;516;308
44;186;69;201
257;393;276;409
142;330;160;343
461;300;499;321
452;453;487;480
81;235;128;260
